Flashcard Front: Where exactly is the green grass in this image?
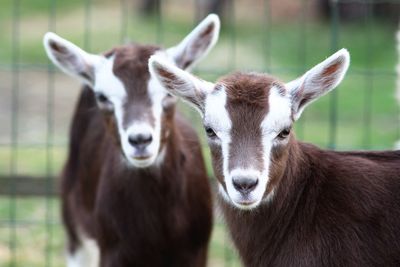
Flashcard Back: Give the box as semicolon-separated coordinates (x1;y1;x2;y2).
0;197;64;267
0;147;66;177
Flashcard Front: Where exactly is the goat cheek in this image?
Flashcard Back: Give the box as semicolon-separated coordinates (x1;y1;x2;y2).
160;117;170;145
267;146;288;193
210;145;224;185
104;116;120;148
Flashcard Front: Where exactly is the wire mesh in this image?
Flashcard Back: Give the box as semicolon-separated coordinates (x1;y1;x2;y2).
0;0;398;266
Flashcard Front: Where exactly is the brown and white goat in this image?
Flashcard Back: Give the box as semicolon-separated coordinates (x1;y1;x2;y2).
43;14;220;267
150;49;400;266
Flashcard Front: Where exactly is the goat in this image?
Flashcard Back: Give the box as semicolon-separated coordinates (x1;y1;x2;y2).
150;49;400;266
43;14;220;267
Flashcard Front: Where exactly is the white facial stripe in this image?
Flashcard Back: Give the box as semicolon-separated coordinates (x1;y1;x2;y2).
258;86;292;201
94;56;127;100
92;56;139;166
115;75;165;168
203;87;262;209
94;57;128;151
218;86;292;209
146;74;166;162
93;54;167;168
146;52;174;166
148;51;178;125
205;87;232;187
92;55;132;165
261;86;292;136
204;87;231;133
204;86;266;209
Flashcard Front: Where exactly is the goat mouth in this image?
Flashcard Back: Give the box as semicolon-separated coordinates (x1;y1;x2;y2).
127;154;157;168
132;155;152;160
232;199;260;210
131;151;153;160
231;195;261;210
236;199;257;206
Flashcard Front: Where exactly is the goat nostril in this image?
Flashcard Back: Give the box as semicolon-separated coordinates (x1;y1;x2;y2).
128;134;153;147
144;135;153;144
128;136;137;146
232;177;259;193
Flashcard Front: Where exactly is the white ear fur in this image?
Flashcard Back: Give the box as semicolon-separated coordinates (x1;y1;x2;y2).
43;32;102;86
286;48;350;120
148;55;214;115
166;14;220;70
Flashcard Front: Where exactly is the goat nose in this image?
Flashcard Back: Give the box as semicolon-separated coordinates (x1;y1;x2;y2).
232;176;258;194
128;133;153;148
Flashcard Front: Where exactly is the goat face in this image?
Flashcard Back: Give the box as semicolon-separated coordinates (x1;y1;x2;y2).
44;14;220;168
150;49;350;209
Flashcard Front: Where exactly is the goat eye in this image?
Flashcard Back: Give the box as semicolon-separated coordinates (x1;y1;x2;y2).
205;126;217;138
96;92;109;103
277;128;291;139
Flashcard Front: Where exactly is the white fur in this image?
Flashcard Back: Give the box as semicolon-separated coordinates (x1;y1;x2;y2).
204;87;264;209
204;88;231;185
227;168;264;210
261;87;293;144
204;87;235;206
166;14;220;70
258;86;293;204
95;63;163;168
150;50;350;211
44;19;220;169
43;32;102;86
149;55;214;116
204;86;232;134
149;68;292;209
94;56;127;100
216;86;292;210
286;48;350;120
67;235;99;267
92;56;161;168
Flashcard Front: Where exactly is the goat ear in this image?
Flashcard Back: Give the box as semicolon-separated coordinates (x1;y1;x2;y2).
286;48;350;120
149;55;213;115
166;14;220;70
43;32;102;86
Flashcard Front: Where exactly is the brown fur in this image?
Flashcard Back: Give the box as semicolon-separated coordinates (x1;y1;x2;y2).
221;142;400;266
60;44;212;267
221;72;275;107
217;73;287;191
211;72;400;267
154;63;207;114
